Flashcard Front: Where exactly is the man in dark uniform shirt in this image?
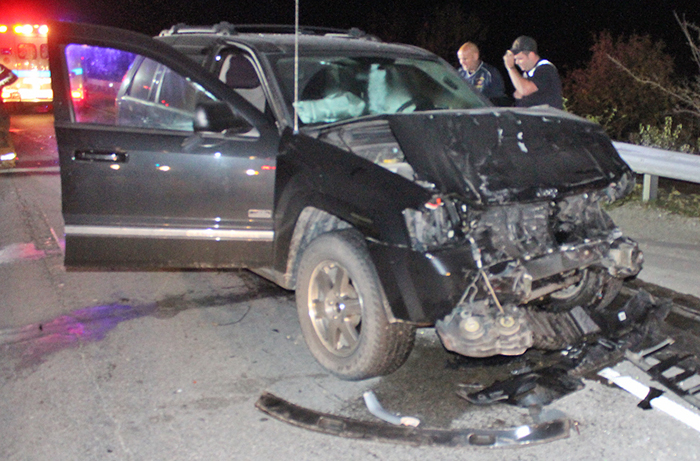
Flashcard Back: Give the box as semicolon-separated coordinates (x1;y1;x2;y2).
502;36;563;109
457;42;508;105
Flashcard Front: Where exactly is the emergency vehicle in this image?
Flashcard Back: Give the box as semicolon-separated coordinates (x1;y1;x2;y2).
0;23;52;105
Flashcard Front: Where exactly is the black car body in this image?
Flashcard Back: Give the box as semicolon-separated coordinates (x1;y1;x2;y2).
49;22;642;379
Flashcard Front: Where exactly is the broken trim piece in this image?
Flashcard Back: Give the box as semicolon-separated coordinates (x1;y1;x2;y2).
363;390;420;427
625;339;700;410
598;367;700;433
255;392;571;447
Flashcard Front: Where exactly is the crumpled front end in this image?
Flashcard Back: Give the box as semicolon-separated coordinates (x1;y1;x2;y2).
428;190;643;357
312;109;643;358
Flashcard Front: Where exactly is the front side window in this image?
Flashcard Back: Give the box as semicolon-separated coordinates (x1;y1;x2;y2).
273;55;488;125
64;44;216;130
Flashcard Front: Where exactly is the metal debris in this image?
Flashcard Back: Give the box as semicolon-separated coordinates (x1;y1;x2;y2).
626;338;700;410
255;392;571;447
456;289;672;409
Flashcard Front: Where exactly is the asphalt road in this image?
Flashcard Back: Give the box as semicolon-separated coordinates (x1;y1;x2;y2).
2;114;700;460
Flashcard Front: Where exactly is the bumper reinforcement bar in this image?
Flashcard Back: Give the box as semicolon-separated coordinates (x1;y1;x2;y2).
255;391;571;447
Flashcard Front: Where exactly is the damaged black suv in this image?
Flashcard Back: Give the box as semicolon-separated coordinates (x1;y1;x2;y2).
49;22;642;380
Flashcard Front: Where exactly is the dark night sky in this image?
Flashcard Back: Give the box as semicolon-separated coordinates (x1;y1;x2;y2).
8;0;700;76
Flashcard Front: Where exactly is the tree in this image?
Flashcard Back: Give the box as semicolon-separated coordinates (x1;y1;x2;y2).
563;32;676;141
609;14;700;121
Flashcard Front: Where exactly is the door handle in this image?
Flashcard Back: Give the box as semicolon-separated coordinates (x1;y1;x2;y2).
74;150;128;163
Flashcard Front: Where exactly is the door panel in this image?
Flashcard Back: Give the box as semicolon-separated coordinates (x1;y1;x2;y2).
49;22;278;268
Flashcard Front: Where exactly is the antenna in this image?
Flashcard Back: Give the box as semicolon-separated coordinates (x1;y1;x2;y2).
293;0;300;133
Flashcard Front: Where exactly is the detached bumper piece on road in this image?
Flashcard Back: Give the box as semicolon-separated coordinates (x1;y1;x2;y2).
255;392;571;447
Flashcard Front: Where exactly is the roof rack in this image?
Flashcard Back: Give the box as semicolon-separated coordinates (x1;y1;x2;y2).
158;22;380;41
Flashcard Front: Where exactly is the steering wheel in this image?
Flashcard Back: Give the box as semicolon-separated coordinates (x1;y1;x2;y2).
396;99;417;112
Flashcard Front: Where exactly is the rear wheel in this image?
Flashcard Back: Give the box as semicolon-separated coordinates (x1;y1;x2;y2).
296;231;415;380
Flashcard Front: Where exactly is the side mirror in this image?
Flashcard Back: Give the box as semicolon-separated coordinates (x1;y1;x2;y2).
193;101;252;133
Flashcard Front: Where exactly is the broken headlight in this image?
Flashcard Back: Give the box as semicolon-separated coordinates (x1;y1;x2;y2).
603;170;635;203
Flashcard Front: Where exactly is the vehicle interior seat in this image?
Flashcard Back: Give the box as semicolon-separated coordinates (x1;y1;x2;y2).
221;54;266;112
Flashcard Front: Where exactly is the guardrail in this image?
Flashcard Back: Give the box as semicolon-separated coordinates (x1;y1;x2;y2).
612;141;700;201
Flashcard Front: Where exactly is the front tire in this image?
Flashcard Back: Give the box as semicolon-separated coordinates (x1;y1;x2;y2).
296;230;415;380
544;267;623;312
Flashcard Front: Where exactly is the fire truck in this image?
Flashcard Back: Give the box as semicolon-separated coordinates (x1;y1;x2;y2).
0;23;52;106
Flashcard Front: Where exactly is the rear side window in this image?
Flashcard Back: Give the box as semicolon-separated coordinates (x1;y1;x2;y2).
64;44;217;131
158;67;197;111
127;57;158;102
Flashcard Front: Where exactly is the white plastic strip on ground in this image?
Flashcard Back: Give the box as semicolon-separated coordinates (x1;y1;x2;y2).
363;390;420;427
598;367;700;433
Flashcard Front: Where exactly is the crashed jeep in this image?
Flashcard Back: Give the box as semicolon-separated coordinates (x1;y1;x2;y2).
49;22;642;381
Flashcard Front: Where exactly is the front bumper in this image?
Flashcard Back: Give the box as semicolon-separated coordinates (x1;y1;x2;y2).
370;231;642;325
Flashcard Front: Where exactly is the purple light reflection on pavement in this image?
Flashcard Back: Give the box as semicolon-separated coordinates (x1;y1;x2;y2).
2;303;157;370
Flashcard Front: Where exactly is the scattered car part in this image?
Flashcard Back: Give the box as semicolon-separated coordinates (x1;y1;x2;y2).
456;290;673;408
458;366;584;408
362;390;420;427
255;392;571;447
626;339;700;410
598;367;700;433
589;289;672;338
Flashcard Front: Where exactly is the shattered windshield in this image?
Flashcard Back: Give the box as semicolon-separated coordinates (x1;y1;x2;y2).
273;55;488;125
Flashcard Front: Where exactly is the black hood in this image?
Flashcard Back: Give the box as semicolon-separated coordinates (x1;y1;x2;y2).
388;108;631;205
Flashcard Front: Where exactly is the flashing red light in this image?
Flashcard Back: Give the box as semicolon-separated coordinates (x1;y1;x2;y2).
9;24;48;35
14;24;32;35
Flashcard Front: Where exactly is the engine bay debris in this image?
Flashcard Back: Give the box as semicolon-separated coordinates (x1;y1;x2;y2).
455;289;673;408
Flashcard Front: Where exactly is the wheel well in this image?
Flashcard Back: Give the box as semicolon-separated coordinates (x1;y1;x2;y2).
284;207;354;290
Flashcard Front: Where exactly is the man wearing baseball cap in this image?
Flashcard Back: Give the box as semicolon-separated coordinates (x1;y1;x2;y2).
503;36;563;109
